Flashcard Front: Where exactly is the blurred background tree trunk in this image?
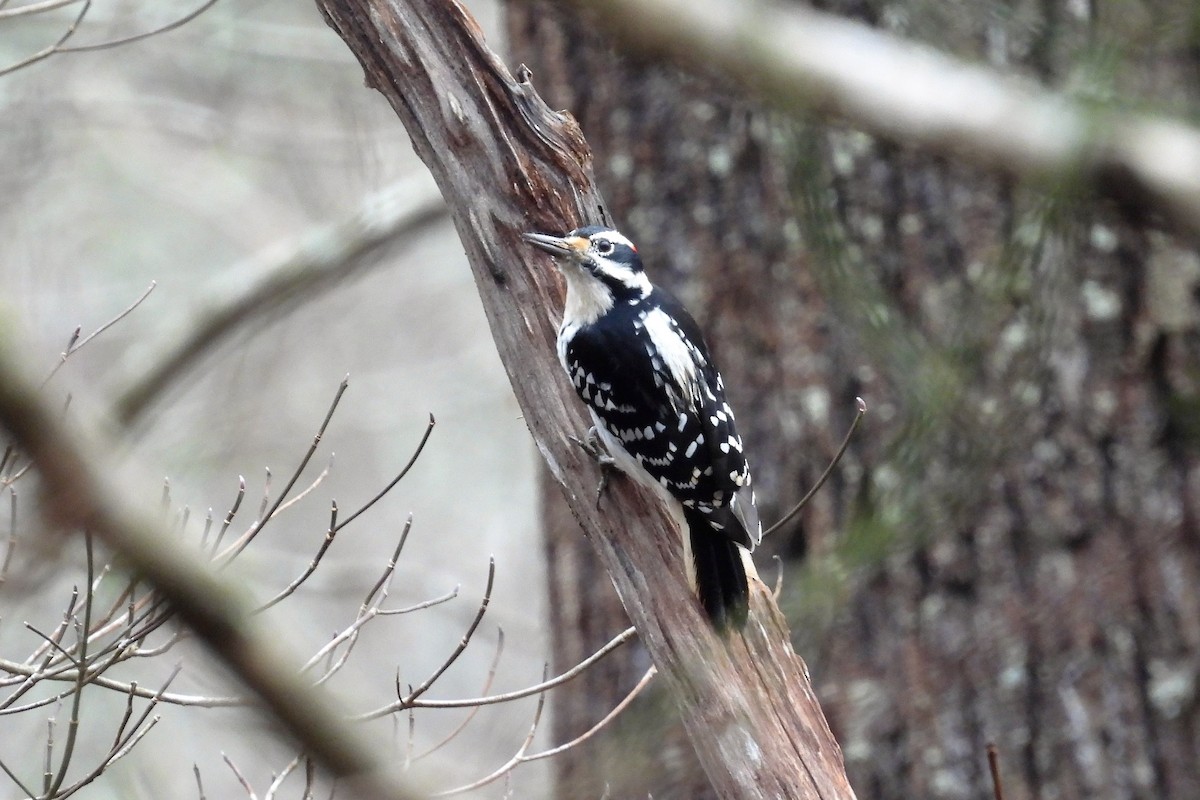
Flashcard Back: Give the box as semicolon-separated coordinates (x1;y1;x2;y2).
509;1;1200;799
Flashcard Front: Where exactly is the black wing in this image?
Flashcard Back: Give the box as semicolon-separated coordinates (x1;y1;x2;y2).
564;291;756;543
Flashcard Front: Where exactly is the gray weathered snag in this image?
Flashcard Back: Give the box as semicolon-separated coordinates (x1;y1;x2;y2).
316;0;856;797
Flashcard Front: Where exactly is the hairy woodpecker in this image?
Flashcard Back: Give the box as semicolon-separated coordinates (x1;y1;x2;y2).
522;225;760;629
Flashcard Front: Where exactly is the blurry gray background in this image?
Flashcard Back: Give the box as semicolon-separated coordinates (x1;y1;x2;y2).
1;1;551;797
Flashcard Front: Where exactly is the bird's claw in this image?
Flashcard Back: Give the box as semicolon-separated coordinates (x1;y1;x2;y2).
569;427;616;506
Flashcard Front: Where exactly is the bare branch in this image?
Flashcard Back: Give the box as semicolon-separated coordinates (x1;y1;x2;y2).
265;755;304;800
521;665;656;763
45;536;96;796
41;282;157;388
762;396;866;539
563;0;1200;238
0;0;90;77
256;499;341;612
114;176;447;425
330;415;435;535
223;753;259;800
0;317;424;799
211;476;246;555
219;378;350;562
0;0;79;19
411;628;505;761
360;625;637;717
398;558;494;708
58;0;220;52
431;686;547;797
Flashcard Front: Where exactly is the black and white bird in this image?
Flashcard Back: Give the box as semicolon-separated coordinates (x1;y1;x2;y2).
522;225;760;630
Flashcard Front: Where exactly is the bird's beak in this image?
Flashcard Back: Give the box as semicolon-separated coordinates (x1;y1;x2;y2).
522;232;589;259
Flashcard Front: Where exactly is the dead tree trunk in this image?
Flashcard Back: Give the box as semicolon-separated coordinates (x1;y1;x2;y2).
506;4;838;796
316;1;856;798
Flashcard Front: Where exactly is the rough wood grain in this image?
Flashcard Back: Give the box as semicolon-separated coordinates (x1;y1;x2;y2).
316;0;856;797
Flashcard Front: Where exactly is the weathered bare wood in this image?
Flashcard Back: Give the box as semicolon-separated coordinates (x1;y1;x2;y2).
315;0;856;797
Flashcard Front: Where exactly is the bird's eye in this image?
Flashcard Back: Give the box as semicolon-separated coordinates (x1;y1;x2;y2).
594;239;615;256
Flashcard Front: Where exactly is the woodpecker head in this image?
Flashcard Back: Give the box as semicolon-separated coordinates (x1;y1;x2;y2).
522;226;651;304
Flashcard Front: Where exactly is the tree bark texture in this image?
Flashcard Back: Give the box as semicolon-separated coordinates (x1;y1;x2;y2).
512;1;1200;799
507;5;838;796
316;1;856;798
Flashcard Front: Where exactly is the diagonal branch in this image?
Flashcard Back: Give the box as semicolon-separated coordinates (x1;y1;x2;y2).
315;1;856;798
114;175;447;425
560;0;1200;239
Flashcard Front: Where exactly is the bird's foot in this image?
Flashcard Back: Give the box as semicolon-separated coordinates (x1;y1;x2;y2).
569;427;616;507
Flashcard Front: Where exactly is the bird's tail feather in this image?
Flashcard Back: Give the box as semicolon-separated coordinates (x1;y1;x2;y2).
685;508;749;631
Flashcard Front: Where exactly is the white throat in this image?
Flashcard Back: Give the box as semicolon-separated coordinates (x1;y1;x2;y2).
560;264;615;328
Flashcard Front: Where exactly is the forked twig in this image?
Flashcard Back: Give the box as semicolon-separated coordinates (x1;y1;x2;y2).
360;624;638;717
522;665;656;762
433;665;658;796
0;0;90;77
219;380;350;563
41;283;157;388
398;558;495;708
412;628;506;761
59;0;219;52
331;414;435;535
762;397;866;539
264;754;303;800
431;685;548;797
257;500;341;612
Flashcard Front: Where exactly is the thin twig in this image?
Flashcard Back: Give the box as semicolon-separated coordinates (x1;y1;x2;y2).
301;516;422;680
0;319;423;799
46;536;96;796
41;283;156;388
264;755;303;800
987;743;1004;800
211;476;246;555
257;499;341;612
0;655;244;706
0;0;91;78
0;753;37;799
223;753;258;800
398;558;494;707
523;666;657;762
413;628;506;761
431;685;548;797
59;0;219;52
219;380;349;562
360;625;637;717
331;415;435;535
762;397;865;539
0;0;80;20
